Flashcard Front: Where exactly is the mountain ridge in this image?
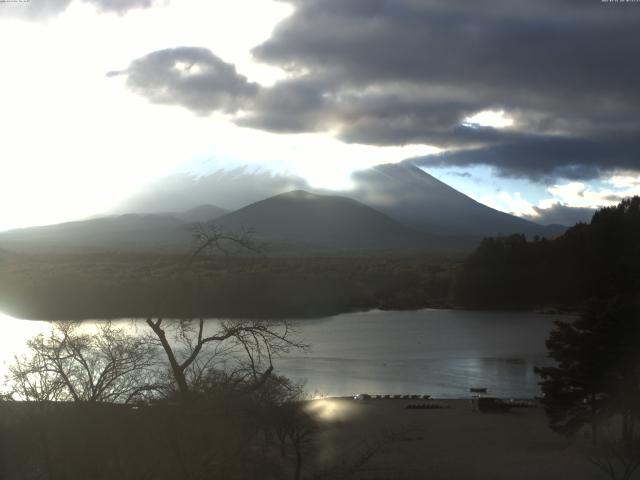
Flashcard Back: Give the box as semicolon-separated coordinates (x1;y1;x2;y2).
112;162;566;239
349;162;564;238
0;163;567;253
213;189;430;251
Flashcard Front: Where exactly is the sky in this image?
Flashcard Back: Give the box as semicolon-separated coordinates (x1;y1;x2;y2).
1;0;639;232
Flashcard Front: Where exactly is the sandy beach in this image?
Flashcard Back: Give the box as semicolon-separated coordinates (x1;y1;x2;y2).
309;398;603;480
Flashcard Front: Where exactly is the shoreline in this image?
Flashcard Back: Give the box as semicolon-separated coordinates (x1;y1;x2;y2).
307;397;597;480
1;305;578;323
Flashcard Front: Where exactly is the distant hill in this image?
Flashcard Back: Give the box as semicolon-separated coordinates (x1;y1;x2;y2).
0;193;433;253
0;164;566;254
172;204;228;223
350;162;565;238
214;190;429;251
113;163;565;242
0;214;193;252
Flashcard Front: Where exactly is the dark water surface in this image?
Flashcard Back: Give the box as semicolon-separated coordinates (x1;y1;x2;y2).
0;309;565;398
280;309;563;398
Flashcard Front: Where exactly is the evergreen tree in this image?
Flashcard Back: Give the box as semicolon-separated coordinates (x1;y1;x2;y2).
536;298;640;445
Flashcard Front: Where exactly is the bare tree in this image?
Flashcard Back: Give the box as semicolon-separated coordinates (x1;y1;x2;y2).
8;321;161;403
145;317;306;400
588;422;640;480
272;401;320;480
147;222;306;401
186;222;263;270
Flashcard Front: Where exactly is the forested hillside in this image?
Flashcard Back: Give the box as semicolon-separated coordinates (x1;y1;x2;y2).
453;197;640;308
0;253;453;320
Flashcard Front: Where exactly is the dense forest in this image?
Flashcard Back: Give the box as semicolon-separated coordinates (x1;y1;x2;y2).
0;252;454;320
453;196;640;309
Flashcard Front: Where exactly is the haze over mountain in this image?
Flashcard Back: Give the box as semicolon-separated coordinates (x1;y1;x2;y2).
349;162;565;238
172;204;229;223
0;191;433;253
116;168;309;213
0;162;567;254
115;162;566;238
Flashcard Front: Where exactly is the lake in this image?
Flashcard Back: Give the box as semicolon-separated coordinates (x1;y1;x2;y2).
0;309;565;398
277;309;563;398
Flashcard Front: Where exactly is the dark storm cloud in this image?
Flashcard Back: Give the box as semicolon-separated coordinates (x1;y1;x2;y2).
254;0;639;99
414;133;640;181
239;76;512;147
236;77;332;133
248;0;640;178
115;0;640;180
109;47;259;114
0;0;157;19
522;204;595;227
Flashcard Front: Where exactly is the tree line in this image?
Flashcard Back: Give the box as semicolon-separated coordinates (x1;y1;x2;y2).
0;252;453;320
453;196;640;309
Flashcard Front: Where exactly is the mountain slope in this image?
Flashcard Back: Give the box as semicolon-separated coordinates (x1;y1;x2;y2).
214;190;428;250
173;204;229;223
0;164;565;254
350;162;564;238
0;214;192;252
114;163;565;241
0;193;431;253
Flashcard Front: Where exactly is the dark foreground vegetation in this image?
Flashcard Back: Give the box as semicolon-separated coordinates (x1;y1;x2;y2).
0;319;389;480
535;296;640;480
0;253;453;320
1;390;302;480
0;388;389;480
521;198;640;480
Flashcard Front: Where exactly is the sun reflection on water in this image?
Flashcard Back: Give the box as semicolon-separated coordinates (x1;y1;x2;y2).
305;398;359;422
0;312;52;376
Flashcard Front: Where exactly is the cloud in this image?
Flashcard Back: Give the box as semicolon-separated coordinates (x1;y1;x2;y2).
114;0;640;181
540;178;640;210
609;174;640;190
254;0;640;103
86;0;156;14
114;167;309;212
0;0;159;20
520;174;640;226
110;47;260;114
0;0;72;20
236;76;332;133
237;76;519;147
478;191;537;217
250;0;640;178
414;133;640;181
522;204;595;227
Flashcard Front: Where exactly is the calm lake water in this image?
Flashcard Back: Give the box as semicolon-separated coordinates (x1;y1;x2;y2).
0;309;565;398
278;309;562;398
